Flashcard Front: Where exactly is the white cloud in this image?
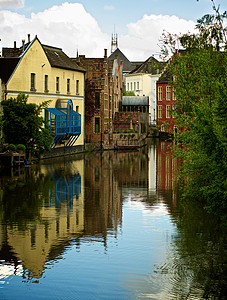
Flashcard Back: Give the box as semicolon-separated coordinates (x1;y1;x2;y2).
104;5;115;11
0;0;24;9
0;2;109;58
0;3;196;61
120;14;196;61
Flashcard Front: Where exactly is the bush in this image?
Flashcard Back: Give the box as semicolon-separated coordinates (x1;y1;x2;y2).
7;144;16;151
16;144;26;152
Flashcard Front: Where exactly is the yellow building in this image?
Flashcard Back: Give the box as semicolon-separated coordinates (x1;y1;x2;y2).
0;36;85;151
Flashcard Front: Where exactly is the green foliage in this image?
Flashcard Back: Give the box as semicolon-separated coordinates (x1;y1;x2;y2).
1;93;52;156
7;144;16;151
16;144;26;151
162;3;227;218
123;89;136;96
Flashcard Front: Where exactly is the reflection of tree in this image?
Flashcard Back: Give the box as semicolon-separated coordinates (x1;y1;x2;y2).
1;166;53;230
147;140;227;298
0;161;83;280
154;139;226;298
168;200;227;299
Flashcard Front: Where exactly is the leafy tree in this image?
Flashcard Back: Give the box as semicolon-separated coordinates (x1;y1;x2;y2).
123;89;136;96
1;93;52;156
161;1;227;218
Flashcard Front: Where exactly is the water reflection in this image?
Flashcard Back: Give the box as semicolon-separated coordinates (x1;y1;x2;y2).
0;142;226;299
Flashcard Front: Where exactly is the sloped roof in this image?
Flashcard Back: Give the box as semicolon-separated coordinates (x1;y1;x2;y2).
42;44;85;72
130;56;166;75
122;96;149;106
157;69;173;84
0;58;20;83
108;48;135;73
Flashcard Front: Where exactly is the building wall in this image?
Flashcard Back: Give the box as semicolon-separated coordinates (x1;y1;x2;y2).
156;83;176;133
76;51;122;148
6;39;85;147
125;73;160;124
150;74;160;124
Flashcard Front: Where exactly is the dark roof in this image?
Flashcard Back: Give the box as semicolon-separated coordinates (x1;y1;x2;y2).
157;69;173;84
122;96;149;106
130;56;166;75
108;48;135;73
0;58;19;83
42;45;85;72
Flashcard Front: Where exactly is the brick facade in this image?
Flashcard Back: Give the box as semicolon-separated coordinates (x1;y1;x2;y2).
74;50;123;148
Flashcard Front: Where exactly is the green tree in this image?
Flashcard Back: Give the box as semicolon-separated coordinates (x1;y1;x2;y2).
123;89;136;96
1;93;52;156
161;2;227;217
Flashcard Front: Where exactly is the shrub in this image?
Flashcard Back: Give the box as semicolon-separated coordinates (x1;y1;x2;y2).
7;144;16;151
16;144;26;152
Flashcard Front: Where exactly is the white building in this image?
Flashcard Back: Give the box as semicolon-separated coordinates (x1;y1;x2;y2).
124;56;165;125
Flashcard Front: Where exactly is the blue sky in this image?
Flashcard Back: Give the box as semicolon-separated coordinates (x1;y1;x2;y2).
15;0;222;34
0;0;225;60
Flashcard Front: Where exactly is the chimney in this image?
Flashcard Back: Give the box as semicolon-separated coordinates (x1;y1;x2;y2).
28;34;30;43
104;49;107;58
22;39;25;52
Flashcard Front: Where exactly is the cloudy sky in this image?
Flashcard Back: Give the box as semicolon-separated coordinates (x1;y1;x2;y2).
0;0;224;60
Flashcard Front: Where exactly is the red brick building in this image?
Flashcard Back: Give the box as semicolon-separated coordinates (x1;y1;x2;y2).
156;69;177;135
73;50;123;148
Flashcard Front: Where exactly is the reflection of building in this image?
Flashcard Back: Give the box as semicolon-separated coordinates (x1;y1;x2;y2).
148;142;156;192
156;141;175;190
84;151;123;237
4;159;84;278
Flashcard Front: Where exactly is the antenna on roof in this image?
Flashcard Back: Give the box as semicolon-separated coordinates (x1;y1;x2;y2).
111;25;118;54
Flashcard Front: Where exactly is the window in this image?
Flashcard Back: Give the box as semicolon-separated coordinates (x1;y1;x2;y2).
172;105;176;118
134;82;136;90
172;88;177;100
76;106;79;113
95;92;100;107
158;105;162;118
137;82;139;90
76;80;79;94
158;86;162;101
127;83;129;91
56;77;60;92
161;124;165;132
30;73;36;91
166;105;171;118
166;86;171;101
44;75;48;92
67;79;70;93
95;117;100;133
130;82;132;91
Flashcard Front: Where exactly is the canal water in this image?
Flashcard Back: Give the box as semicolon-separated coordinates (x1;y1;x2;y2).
0;141;226;299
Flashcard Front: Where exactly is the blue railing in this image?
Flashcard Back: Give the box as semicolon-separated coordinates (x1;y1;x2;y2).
45;100;81;149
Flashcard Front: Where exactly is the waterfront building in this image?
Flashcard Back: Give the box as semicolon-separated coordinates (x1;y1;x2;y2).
0;35;85;152
74;49;123;148
124;56;165;125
